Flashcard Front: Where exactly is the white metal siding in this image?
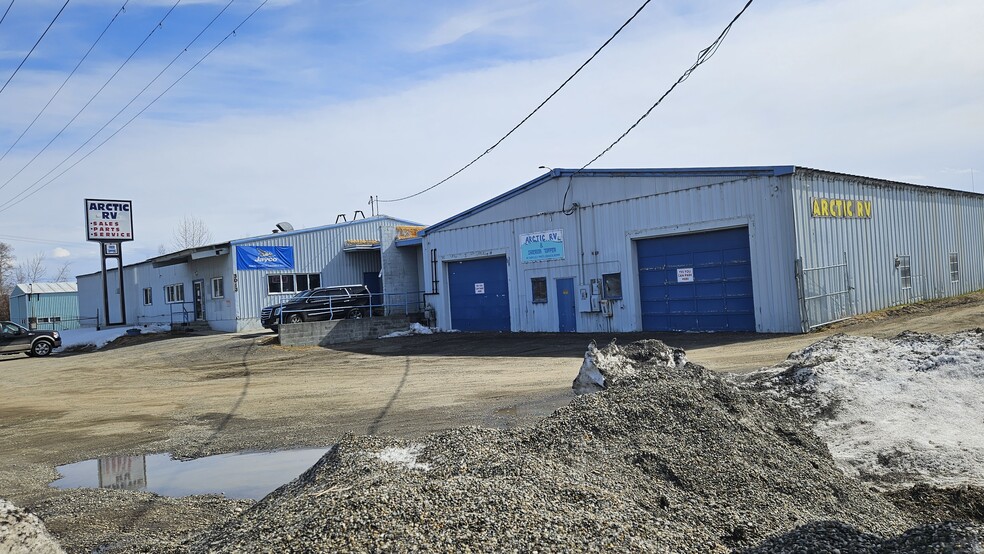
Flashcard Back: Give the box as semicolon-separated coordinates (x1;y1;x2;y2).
424;173;801;333
791;170;984;326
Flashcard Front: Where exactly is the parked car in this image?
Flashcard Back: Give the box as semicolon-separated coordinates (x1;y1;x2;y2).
260;285;372;332
0;321;61;357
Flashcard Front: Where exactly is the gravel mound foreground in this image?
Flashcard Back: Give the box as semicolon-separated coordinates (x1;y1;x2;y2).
184;339;925;553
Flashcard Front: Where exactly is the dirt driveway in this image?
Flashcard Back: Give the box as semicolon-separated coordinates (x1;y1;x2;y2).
2;292;982;552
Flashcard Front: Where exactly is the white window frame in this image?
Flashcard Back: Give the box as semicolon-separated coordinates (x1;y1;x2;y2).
897;255;912;290
211;277;225;299
143;287;153;305
949;252;959;282
165;283;185;304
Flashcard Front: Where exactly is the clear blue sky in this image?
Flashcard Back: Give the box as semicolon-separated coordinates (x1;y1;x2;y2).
0;0;980;278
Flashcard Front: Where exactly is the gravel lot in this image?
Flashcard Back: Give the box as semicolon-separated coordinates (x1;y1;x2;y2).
1;292;983;552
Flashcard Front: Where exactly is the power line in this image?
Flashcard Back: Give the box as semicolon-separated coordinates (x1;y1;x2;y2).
5;0;235;194
0;0;270;215
0;0;181;196
562;0;754;214
378;0;654;204
0;0;70;96
0;1;15;28
0;2;130;165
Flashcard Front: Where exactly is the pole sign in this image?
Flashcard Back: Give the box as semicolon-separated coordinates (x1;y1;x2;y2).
85;199;134;242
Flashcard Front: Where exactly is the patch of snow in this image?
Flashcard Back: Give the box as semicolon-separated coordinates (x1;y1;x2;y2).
379;323;436;338
376;444;431;471
55;324;171;352
745;331;984;487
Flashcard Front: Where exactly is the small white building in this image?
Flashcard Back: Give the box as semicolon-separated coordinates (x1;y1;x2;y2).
77;216;425;331
419;166;984;334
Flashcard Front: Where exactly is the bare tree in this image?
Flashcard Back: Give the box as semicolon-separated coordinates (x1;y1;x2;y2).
14;252;47;284
157;243;168;255
52;261;73;282
171;215;214;251
0;242;14;319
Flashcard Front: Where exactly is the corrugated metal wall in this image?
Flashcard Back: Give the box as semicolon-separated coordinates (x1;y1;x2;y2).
9;291;81;330
233;218;396;330
791;170;984;329
424;172;802;333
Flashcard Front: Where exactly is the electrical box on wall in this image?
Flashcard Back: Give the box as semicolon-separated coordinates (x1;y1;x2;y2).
577;286;593;312
600;299;614;317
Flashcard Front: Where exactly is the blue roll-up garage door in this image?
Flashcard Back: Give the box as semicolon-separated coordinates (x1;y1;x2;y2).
448;257;511;331
637;227;755;332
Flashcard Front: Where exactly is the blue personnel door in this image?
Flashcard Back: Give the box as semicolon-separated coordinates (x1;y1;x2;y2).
448;257;511;331
556;278;576;332
637;227;755;332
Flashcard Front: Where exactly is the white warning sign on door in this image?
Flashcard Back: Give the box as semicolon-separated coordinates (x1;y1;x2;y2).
677;268;694;283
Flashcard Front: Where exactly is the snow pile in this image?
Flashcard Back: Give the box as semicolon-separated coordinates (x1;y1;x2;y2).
742;330;984;487
379;323;435;338
55;324;171;351
0;498;65;554
572;340;687;394
376;444;431;471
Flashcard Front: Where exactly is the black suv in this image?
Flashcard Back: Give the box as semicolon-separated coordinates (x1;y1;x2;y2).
260;285;372;332
0;321;61;357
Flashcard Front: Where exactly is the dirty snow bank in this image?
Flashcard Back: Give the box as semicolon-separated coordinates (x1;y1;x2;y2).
0;498;65;554
184;339;921;553
742;330;984;488
378;323;435;338
55;324;171;351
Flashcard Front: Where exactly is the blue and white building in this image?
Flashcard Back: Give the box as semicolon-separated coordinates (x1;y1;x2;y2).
77;216;425;332
9;282;81;331
419;166;984;334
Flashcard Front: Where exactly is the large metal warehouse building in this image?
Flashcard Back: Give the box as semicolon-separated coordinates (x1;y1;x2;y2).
419;166;984;334
77;216;425;332
8;282;81;331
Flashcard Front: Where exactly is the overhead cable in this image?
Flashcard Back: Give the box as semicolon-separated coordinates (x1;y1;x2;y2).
0;0;270;214
378;0;654;203
0;2;130;165
0;0;71;97
0;0;181;195
562;0;754;214
0;1;14;28
7;0;236;193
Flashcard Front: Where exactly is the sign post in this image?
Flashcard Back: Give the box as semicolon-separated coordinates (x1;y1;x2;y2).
85;199;134;326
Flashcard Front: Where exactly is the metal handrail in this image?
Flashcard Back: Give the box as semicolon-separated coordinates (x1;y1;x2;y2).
274;290;425;325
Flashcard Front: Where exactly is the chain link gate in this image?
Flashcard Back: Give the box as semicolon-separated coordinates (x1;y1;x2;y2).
796;252;855;330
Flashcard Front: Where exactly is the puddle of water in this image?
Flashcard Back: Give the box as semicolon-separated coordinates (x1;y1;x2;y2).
50;447;332;500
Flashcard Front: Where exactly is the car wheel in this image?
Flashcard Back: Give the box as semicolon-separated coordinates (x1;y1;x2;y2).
31;340;53;357
287;313;304;324
347;308;363;320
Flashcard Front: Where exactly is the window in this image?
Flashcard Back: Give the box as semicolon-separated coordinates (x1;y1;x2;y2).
267;273;321;295
949;253;959;282
602;272;623;300
165;283;185;303
211;277;225;299
143;288;153;305
896;255;911;289
531;277;547;303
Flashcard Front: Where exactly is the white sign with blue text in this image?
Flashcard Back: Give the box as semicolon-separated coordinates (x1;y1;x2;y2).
520;230;565;263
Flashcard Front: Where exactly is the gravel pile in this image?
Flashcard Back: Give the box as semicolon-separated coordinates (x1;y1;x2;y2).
181;339;929;553
739;520;982;553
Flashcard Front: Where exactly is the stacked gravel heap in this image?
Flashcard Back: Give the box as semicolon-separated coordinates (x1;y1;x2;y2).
184;340;938;553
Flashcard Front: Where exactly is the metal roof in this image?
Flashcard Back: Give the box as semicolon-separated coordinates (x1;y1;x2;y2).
421;166;796;235
230;215;424;245
12;282;78;296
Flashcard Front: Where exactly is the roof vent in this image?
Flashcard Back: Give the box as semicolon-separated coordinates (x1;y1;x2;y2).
272;222;294;233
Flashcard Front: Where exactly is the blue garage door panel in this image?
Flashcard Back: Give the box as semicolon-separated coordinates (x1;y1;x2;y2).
448;257;511;332
637;227;755;332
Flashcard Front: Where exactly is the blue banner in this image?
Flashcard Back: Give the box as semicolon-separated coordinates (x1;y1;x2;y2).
236;246;295;270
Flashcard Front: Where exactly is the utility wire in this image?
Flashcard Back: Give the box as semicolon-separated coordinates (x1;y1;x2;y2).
9;0;235;194
562;0;754;214
0;0;70;96
0;1;15;28
378;0;654;203
0;2;129;165
0;0;270;214
0;0;181;195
